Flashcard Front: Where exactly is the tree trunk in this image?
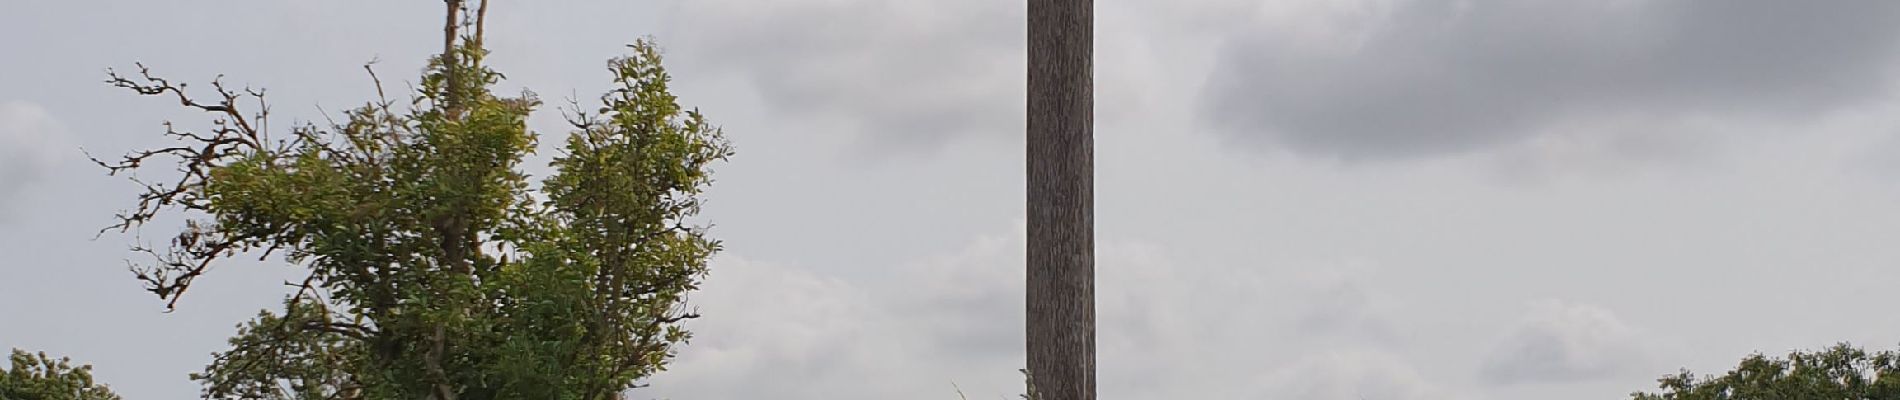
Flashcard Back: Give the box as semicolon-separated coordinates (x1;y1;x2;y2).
1026;0;1094;399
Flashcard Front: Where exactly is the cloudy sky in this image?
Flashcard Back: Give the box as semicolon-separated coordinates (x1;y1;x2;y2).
7;1;1900;399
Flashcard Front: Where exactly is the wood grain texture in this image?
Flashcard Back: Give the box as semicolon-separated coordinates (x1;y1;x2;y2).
1026;0;1094;398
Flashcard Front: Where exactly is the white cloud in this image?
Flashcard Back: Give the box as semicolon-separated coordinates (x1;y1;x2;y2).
1479;300;1648;384
0;100;63;214
643;227;1029;400
1254;349;1458;400
645;222;1467;399
1290;263;1403;343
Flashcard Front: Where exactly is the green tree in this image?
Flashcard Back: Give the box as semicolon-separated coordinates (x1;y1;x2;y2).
0;350;121;400
1632;343;1900;399
94;2;731;399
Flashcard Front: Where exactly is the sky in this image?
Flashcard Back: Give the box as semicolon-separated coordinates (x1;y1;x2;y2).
6;1;1900;399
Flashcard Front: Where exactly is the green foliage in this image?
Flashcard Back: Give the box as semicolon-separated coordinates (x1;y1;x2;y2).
97;6;730;399
1632;343;1900;399
0;350;121;400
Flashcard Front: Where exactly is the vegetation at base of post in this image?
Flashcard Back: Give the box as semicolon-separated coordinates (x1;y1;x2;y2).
954;369;1038;400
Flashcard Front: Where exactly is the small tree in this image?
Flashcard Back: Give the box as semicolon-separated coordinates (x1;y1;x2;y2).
0;349;121;400
1632;343;1900;399
95;2;731;399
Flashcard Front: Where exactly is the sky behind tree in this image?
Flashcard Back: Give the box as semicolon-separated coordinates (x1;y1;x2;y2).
6;1;1900;399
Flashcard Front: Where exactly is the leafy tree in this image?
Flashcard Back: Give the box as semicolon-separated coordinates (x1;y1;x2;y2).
0;349;121;400
93;1;731;399
1632;343;1900;399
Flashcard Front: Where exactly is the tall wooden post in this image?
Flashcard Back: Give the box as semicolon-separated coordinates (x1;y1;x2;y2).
1026;0;1094;398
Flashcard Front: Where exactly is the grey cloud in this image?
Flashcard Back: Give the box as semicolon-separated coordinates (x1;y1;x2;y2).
1479;300;1646;384
1205;0;1900;161
666;0;1024;151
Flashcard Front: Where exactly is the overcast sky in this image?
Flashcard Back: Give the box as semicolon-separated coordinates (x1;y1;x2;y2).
7;1;1900;399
